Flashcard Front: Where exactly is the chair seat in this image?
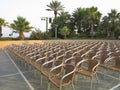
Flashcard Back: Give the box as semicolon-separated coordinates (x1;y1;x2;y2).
49;77;60;87
77;70;92;78
101;64;120;72
35;64;41;71
42;68;50;77
49;76;72;88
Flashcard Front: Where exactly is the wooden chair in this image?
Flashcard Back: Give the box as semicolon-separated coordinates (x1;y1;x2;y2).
103;51;120;72
81;50;96;60
35;56;47;71
48;64;76;90
56;54;65;62
65;50;73;59
40;55;63;86
76;57;100;90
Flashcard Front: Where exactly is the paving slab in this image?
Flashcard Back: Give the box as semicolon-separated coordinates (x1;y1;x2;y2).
0;49;120;90
0;50;31;90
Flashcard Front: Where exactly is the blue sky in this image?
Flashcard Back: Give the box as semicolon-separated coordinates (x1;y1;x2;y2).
0;0;120;37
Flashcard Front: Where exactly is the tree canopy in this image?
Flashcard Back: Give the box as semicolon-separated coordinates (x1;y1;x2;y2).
46;0;64;18
0;18;8;37
10;16;33;40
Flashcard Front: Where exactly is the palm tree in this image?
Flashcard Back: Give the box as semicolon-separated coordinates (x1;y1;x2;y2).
101;16;111;38
10;16;33;40
60;26;70;39
87;7;102;37
108;9;120;39
46;0;64;18
0;18;8;38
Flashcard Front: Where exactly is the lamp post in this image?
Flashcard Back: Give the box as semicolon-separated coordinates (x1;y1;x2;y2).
55;25;58;39
74;26;78;34
40;17;48;32
40;17;53;32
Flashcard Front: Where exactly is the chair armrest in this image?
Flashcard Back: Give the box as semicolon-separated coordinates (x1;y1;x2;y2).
64;57;74;63
26;52;34;56
60;67;76;84
92;61;100;73
50;63;64;73
41;59;55;70
30;53;41;59
76;59;88;67
81;52;89;58
104;57;116;63
36;56;46;62
42;59;54;66
49;63;64;77
65;50;72;54
56;54;65;60
92;54;101;60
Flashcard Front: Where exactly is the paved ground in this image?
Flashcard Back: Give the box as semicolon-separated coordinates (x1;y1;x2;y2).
0;49;120;90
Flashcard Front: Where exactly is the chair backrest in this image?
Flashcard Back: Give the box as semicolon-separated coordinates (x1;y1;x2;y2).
56;54;65;62
54;60;63;66
50;62;63;77
36;56;47;64
88;59;98;72
74;56;82;65
65;57;74;64
62;64;76;84
65;50;73;59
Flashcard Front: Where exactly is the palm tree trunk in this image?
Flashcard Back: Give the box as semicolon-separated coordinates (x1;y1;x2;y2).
0;26;2;38
90;24;94;38
54;11;57;18
64;35;67;39
111;24;115;39
19;31;24;40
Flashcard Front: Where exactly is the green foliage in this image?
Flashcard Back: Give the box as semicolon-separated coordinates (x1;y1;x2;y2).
10;16;33;32
50;11;71;38
0;18;8;37
10;16;33;40
30;29;50;40
72;6;102;36
60;26;70;39
0;18;8;26
46;0;64;18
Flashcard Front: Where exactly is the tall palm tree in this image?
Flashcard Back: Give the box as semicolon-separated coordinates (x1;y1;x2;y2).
46;0;64;18
87;7;102;37
10;16;33;40
108;9;120;39
101;16;111;38
0;18;8;37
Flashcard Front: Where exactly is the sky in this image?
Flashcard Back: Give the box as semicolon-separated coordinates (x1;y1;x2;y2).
0;0;120;37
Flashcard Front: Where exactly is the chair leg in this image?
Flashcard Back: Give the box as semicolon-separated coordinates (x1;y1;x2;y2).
59;86;62;90
34;69;37;77
47;80;50;90
72;82;75;90
90;78;93;90
40;75;43;87
75;74;78;81
95;73;99;83
24;61;27;68
29;65;31;71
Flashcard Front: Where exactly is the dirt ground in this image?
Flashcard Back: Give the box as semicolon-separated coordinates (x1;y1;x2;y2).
0;40;43;49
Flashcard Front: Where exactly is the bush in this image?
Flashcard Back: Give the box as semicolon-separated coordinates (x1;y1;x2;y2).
30;29;51;40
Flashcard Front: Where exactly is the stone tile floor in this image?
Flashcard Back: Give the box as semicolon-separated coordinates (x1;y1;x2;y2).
0;50;120;90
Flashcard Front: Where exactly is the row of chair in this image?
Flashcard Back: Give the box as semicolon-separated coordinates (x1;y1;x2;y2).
6;40;120;90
